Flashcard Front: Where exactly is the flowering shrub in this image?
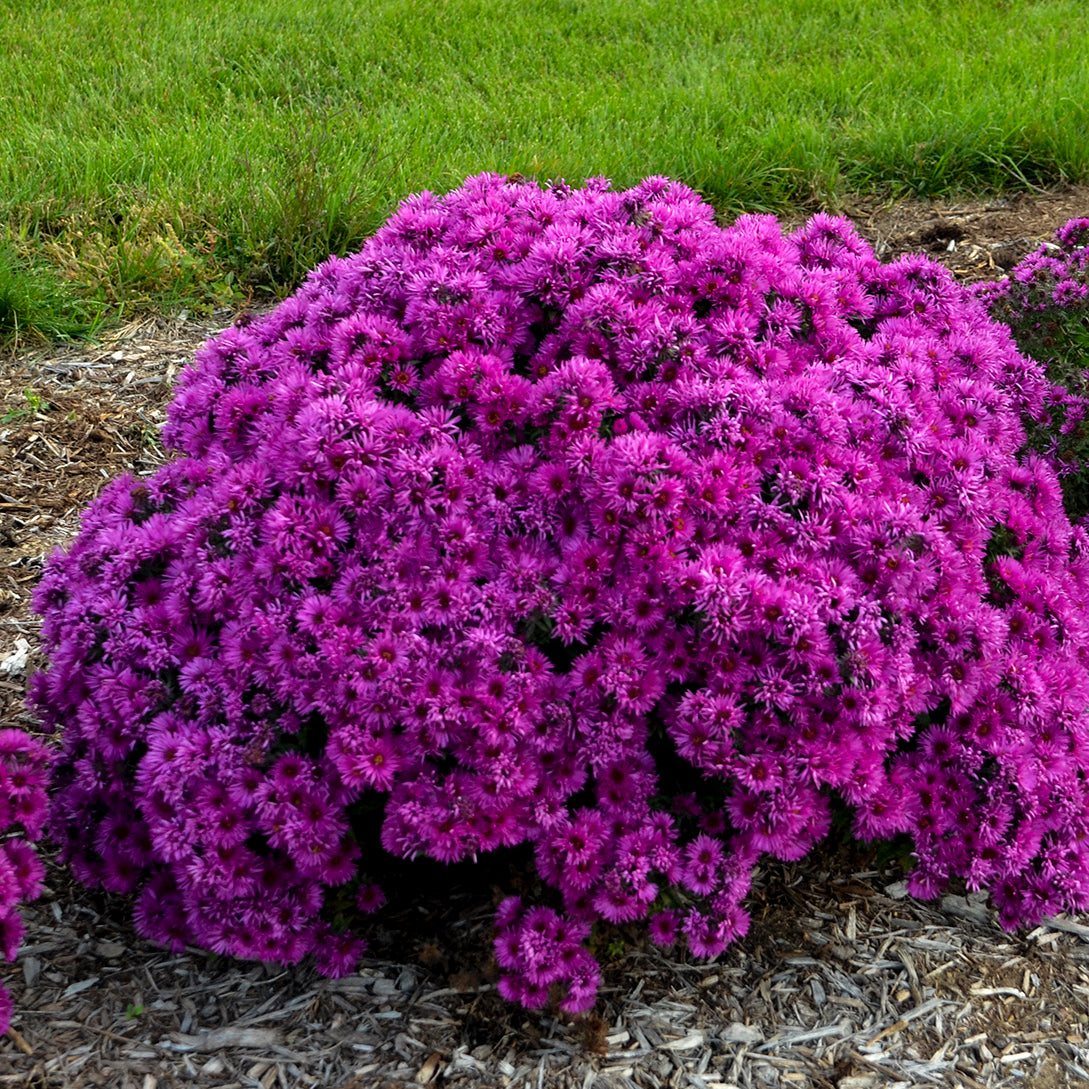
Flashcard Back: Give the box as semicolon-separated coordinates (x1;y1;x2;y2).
0;730;49;1035
975;219;1089;522
30;174;1089;1014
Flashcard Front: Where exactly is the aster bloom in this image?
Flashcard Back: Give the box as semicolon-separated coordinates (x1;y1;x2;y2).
29;175;1089;1017
0;731;51;1034
647;909;681;947
682;834;725;896
975;218;1089;522
355;884;386;914
313;926;367;979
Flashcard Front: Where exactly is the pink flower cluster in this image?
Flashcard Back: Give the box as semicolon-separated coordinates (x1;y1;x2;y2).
30;175;1089;1013
975;218;1089;522
976;218;1089;315
0;730;49;1034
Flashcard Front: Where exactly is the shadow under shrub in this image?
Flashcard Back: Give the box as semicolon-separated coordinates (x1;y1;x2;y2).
30;175;1089;1014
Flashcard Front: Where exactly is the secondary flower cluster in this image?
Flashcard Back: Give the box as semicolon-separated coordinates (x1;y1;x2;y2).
30;174;1089;1014
975;218;1089;520
0;729;49;1034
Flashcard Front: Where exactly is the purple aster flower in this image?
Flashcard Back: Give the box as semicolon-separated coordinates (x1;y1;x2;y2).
313;927;366;979
648;909;681;948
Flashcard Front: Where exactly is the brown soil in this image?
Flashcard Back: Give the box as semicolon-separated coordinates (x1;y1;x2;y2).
794;183;1089;281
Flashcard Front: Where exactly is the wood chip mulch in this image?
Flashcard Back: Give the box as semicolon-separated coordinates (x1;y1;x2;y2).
3;186;1089;1089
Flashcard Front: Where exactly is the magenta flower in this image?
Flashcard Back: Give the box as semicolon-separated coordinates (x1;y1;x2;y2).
648;909;681;948
0;731;50;1033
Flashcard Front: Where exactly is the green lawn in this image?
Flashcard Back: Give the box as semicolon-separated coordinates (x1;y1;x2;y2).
2;0;1088;334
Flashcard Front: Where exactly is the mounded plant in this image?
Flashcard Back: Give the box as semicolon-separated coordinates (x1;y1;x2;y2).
30;175;1089;1014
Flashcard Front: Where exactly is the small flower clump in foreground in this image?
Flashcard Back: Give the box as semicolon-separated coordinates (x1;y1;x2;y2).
0;730;49;1034
30;175;1089;1014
